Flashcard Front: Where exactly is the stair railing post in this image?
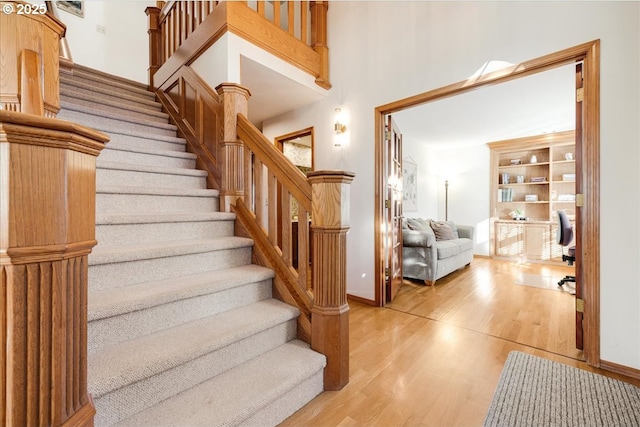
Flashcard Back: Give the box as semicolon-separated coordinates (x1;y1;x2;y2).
216;83;251;212
309;1;330;89
308;170;355;390
146;6;162;91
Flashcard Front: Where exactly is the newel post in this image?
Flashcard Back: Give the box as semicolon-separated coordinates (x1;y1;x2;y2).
145;6;162;91
309;1;331;89
1;111;108;427
216;83;251;212
308;170;355;390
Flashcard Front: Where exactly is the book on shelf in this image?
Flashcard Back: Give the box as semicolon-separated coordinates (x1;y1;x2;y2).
499;188;514;202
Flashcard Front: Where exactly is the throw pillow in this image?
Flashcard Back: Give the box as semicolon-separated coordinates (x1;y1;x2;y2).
430;220;459;241
407;218;429;231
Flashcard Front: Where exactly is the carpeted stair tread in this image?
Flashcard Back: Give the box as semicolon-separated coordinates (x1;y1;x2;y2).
89;238;253;266
113;340;325;427
60;80;162;110
88;299;301;398
96;212;235;225
61;89;169;121
60;100;177;131
99;143;196;161
88;264;274;322
107;128;187;146
98;160;208;177
96;184;218;197
63;65;155;99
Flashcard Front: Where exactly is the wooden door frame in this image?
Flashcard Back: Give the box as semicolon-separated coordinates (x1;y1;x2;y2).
374;40;600;366
275;126;315;170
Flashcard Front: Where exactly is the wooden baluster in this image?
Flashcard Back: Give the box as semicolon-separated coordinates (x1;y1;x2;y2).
254;158;264;229
287;1;295;36
215;83;251;212
273;0;281;28
310;1;330;89
297;203;310;290
257;0;265;17
281;186;292;265
267;170;277;245
20;50;44;116
308;170;355;391
146;6;162;91
301;1;309;45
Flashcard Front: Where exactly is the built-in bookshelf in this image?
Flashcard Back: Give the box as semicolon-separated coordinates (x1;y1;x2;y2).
488;131;576;263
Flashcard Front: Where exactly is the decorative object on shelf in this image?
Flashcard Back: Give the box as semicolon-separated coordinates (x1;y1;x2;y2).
502;173;510;184
565;152;574;160
530;154;537;163
525;194;539;202
509;209;526;220
558;194;576;202
510;159;522;165
530;176;547;183
516;175;525;184
562;173;576;181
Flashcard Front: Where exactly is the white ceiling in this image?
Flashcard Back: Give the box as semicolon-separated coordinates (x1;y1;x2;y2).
240;57;327;126
241;57;575;148
393;63;576;149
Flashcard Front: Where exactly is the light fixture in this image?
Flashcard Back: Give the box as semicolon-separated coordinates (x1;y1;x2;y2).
334;108;346;135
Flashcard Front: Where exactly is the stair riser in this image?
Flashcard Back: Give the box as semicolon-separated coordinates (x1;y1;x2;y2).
60;83;162;112
240;370;324;427
96;220;234;246
107;133;186;153
62;95;167;124
97;168;206;190
89;246;252;290
96;193;218;215
57;109;176;137
61;72;155;101
89;280;273;353
92;320;297;427
98;149;196;169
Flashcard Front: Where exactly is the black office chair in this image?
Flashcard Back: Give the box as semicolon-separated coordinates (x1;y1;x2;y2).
557;210;576;287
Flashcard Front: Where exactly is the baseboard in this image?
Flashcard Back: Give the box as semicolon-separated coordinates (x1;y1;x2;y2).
600;359;640;381
347;293;376;306
473;254;491;259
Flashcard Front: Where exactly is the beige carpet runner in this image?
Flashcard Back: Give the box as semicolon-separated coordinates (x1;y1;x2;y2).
484;351;640;427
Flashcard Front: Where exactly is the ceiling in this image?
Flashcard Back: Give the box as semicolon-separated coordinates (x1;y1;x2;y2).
241;57;575;148
240;56;327;126
392;63;576;150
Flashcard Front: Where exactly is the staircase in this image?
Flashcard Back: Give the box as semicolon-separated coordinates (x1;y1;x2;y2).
57;65;325;427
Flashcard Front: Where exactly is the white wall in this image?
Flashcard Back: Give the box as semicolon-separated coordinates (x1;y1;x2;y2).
262;1;640;370
436;145;491;256
55;1;154;83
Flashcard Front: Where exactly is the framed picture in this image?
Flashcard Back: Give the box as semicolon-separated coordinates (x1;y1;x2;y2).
403;159;418;211
57;1;84;18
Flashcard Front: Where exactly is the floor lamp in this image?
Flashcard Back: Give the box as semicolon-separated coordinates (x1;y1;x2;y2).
445;180;449;220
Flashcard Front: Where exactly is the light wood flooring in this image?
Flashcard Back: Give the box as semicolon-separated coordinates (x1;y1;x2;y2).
280;257;640;427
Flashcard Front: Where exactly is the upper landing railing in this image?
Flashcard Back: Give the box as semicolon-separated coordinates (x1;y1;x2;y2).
147;1;330;90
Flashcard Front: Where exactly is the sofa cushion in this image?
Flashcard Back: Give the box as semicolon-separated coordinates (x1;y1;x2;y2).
430;220;459;241
436;240;462;259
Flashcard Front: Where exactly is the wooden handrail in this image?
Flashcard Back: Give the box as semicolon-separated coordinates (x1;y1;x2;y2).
154;64;350;390
147;1;330;90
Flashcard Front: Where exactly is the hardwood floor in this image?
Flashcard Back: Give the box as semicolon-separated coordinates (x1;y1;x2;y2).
280;257;640;427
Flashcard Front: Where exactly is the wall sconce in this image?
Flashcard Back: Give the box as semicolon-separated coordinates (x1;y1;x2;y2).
334;108;346;135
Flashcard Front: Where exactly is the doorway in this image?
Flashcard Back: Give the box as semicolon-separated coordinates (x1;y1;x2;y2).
275;127;314;269
374;41;600;366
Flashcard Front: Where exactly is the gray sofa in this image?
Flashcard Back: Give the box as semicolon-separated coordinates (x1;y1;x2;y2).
402;218;475;285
